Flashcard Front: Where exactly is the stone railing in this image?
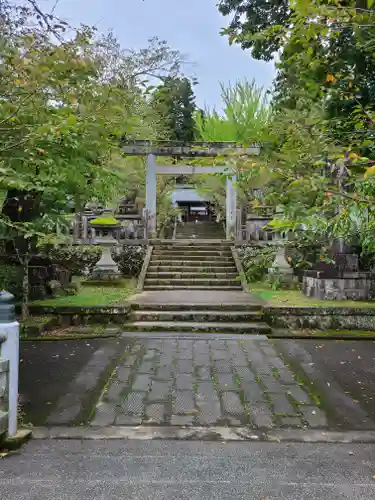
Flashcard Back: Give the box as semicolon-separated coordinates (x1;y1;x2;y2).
236;211;273;243
72;212;148;243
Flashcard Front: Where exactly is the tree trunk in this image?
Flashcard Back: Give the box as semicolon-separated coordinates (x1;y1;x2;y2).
21;257;30;321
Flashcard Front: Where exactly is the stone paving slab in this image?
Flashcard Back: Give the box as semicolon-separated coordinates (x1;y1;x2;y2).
90;336;326;429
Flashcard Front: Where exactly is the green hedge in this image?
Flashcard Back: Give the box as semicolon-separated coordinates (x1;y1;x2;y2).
48;245;102;276
111;245;147;277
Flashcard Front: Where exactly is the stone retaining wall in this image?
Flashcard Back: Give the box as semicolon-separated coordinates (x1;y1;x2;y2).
27;305;131;327
264;306;375;331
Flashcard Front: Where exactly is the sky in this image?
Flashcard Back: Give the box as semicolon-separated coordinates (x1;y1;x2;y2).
48;0;275;109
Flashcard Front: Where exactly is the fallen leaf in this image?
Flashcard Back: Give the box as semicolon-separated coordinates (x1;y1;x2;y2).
0;452;9;458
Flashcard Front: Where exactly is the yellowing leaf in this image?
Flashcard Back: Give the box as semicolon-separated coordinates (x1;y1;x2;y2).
364;165;375;179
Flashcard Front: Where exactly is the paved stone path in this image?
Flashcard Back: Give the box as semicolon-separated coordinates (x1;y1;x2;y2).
91;336;327;429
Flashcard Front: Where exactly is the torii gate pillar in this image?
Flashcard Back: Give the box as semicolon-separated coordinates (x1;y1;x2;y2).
226;175;237;239
146;154;157;235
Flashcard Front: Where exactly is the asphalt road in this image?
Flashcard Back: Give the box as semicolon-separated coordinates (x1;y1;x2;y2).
1;439;374;499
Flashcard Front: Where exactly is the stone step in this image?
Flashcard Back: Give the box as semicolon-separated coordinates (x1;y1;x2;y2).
122;321;270;334
144;278;240;286
143;285;242;291
155;243;231;249
175;236;224;240
153;249;232;256
148;265;237;273
132;310;261;322
176;233;224;236
146;272;238;279
151;255;233;262
175;234;225;239
150;259;235;267
131;303;261;311
158;239;231;244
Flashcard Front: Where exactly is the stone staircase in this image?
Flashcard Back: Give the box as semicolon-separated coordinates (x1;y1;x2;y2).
123;302;270;334
144;241;242;291
176;221;225;240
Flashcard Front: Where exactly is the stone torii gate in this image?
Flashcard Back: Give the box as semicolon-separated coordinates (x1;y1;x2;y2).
122;141;260;239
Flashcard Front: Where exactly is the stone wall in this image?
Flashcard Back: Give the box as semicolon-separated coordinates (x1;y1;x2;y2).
26;305;131;327
0;340;9;437
264;306;375;331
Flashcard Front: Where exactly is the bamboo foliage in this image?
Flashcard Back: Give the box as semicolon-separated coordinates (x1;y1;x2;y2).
195;79;270;143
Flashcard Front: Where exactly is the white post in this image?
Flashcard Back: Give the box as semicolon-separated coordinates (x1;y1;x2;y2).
0;292;19;436
146;154;157;236
226;175;237;239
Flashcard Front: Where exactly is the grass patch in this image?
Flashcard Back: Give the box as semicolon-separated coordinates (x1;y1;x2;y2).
249;282;375;308
31;278;136;307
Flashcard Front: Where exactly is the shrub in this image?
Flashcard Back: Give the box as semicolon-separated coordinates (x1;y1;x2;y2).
90;217;119;225
237;245;276;283
111;245;147;277
49;245;102;277
0;264;23;299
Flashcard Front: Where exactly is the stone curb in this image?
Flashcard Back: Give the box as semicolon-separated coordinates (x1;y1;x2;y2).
30;426;375;443
263;306;375;316
136;245;153;292
21;333;122;342
269;329;375;340
231;247;250;294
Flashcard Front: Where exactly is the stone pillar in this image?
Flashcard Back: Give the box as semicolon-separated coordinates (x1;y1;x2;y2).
82;216;88;243
0;291;19;436
146;154;157;236
226;175;237;239
73;214;81;242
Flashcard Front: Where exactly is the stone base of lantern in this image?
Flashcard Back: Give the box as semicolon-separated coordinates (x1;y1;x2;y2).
268;245;298;289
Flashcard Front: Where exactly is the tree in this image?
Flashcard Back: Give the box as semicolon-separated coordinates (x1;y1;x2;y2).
218;0;291;60
219;0;375;136
0;3;185;317
151;77;197;142
217;1;375;256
